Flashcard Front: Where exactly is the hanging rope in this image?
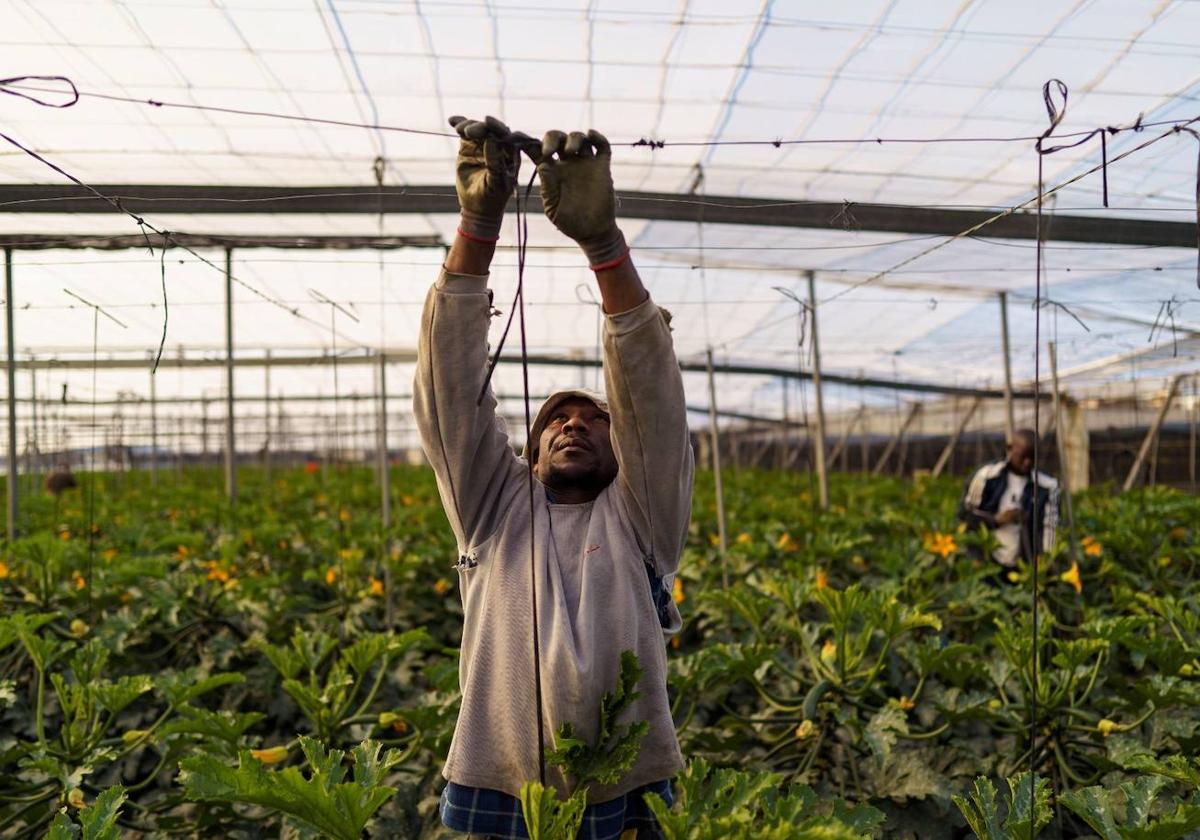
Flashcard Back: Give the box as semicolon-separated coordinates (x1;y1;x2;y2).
511;163;547;786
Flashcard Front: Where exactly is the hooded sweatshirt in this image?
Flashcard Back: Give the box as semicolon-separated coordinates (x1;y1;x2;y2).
413;268;693;802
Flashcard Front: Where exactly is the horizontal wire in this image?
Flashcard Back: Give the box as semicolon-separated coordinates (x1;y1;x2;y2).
4;76;1196;149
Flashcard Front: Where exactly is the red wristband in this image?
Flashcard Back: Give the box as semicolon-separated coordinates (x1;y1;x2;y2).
457;227;499;244
589;248;631;272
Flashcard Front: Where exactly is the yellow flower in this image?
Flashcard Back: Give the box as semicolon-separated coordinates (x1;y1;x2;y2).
795;719;816;739
400;494;414;506
206;561;230;583
1060;561;1082;595
67;787;86;809
922;532;957;559
820;640;837;664
102;548;118;561
776;532;794;551
1158;556;1172;568
1006;570;1020;583
814;569;829;590
1096;719;1119;737
897;696;915;711
708;533;720;547
433;578;452;596
735;532;751;545
69;619;89;638
251;746;289;764
0;560;8;579
59;528;71;541
1081;536;1102;557
325;567;339;585
1178;663;1195;677
73;571;86;590
176;544;190;558
369;577;385;597
339;508;351;522
672;577;685;604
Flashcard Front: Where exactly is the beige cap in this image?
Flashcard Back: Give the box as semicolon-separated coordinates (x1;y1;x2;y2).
522;388;609;461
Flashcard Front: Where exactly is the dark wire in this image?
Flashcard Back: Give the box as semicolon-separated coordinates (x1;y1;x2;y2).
2;74;1197;149
514;168;547;786
1029;77;1064;837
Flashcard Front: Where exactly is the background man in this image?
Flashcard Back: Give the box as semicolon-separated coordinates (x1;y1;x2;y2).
959;428;1059;570
414;116;693;839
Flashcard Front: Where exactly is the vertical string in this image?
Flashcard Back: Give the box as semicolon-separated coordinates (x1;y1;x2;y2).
1030;139;1045;840
86;307;98;624
514;168;547;786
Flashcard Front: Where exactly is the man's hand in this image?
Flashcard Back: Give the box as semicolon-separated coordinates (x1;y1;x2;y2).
995;509;1021;526
449;115;520;241
535;129;628;269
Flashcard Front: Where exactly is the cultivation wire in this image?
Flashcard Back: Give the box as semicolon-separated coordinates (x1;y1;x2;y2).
4;75;1199;148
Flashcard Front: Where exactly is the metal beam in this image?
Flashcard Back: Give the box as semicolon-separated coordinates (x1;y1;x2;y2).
0;233;444;251
0;185;1194;246
12;351;1041;400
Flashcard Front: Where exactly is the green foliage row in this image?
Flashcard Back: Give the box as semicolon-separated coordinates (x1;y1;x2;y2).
0;464;1195;838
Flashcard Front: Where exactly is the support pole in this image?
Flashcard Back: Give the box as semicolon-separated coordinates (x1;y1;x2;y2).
27;356;37;495
828;406;864;467
5;248;16;546
705;348;728;565
376;350;393;626
149;366;158;485
1048;343;1078;561
223;248;236;505
263;349;271;478
1123;375;1183;492
931;397;982;478
806;270;829;509
873;403;921;476
1190;375;1197;492
998;291;1015;444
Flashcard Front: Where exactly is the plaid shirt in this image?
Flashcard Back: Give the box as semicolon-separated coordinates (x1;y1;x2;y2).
439;780;672;839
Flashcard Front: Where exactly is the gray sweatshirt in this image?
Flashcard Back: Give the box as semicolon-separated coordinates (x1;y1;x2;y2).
413;268;694;802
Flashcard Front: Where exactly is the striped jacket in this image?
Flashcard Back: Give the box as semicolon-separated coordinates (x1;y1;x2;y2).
958;460;1059;560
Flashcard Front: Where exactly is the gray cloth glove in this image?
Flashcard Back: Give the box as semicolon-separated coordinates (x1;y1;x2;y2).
449;115;519;241
535;129;627;267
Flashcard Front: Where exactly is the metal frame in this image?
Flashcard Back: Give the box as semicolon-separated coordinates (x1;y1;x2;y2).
0;185;1195;246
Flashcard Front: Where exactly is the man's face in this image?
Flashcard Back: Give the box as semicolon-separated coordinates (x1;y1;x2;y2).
533;398;618;494
1007;438;1034;476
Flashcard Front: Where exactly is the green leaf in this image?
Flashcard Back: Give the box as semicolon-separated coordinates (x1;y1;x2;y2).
43;788;127;840
519;782;587;840
46;810;79;840
157;671;245;706
953;776;1003;840
1003;772;1052;839
179;736;397;840
864;703;908;766
78;786;127;840
545;650;649;793
93;675;154;715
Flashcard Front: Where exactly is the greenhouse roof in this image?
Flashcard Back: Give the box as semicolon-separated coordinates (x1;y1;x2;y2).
1;0;1198;420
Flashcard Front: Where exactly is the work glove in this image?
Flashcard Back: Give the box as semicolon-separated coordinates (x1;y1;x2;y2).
535;129;628;269
449;115;520;241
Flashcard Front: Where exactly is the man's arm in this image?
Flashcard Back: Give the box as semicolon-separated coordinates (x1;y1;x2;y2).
535;128;693;571
412;117;523;552
601;258;693;573
958;465;998;529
